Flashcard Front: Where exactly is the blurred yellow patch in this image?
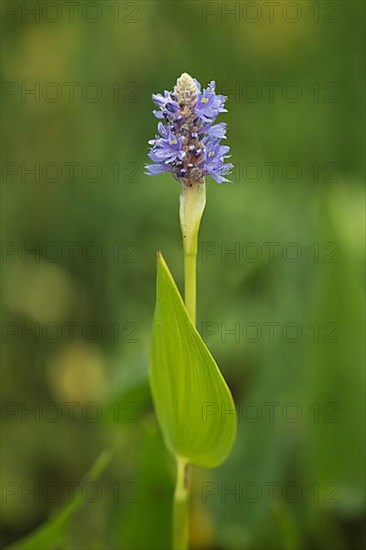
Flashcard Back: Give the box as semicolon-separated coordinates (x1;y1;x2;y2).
49;343;106;403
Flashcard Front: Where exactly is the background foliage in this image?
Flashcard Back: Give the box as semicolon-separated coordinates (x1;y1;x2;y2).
1;1;365;549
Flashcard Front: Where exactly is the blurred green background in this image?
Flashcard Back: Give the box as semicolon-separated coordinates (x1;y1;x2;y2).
1;1;365;549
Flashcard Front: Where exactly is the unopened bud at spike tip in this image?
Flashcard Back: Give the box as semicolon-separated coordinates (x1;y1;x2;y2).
174;73;199;103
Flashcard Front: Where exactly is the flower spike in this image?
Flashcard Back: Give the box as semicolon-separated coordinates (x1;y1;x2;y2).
146;73;233;186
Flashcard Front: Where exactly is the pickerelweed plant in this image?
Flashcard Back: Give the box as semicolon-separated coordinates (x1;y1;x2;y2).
147;73;236;550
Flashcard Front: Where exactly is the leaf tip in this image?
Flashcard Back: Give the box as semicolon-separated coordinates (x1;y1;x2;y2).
156;251;169;272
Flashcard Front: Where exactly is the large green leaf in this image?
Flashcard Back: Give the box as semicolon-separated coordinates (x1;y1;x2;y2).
150;253;236;468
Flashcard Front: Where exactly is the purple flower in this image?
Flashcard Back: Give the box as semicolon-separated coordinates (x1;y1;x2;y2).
195;81;227;121
146;73;232;186
203;122;228;140
201;139;233;183
148;127;185;164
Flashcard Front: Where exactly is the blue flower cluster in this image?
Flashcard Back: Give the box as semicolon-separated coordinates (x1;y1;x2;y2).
146;73;232;185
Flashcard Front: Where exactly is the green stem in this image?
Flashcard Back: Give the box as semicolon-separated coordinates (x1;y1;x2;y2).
173;457;190;550
179;182;206;325
174;181;206;549
184;252;196;324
